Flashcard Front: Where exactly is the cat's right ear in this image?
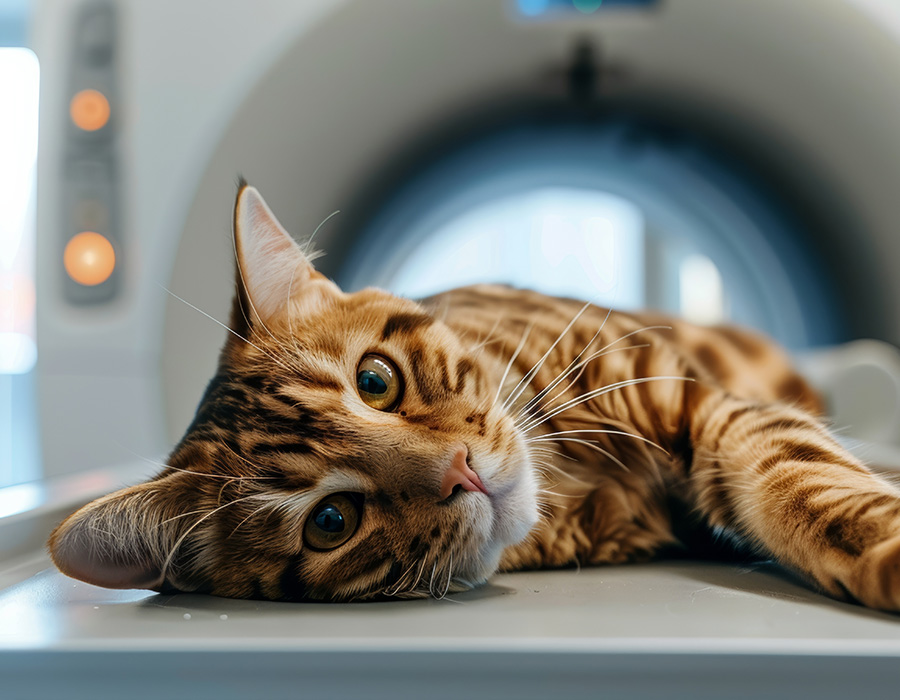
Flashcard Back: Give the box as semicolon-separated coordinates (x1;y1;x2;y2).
47;477;185;591
232;182;339;330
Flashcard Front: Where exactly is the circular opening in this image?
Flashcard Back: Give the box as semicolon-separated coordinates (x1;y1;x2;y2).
384;186;731;327
340;120;846;349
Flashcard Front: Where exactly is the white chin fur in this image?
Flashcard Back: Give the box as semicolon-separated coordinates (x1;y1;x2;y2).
454;468;539;585
490;460;540;548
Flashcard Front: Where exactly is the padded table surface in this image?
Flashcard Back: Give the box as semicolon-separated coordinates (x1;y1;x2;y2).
1;559;899;699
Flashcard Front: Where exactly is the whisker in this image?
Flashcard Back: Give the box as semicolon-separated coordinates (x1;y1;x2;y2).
428;560;438;598
113;445;275;483
413;558;429;594
492;321;535;409
515;324;671;424
214;439;295;479
228;500;276;537
528;429;668;455
230;232;291;355
528;445;578;462
537;488;580;499
519;343;652;424
469;314;505;354
302;209;341;258
384;559;419;597
516;308;614;418
529;453;594;486
285;265;300;349
519;375;693;434
441;551;454;599
160;286;293;373
501;301;593;412
159;493;265;581
528;436;631;472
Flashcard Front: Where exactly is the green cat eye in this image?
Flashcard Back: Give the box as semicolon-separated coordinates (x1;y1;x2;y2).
356;354;402;411
303;493;362;551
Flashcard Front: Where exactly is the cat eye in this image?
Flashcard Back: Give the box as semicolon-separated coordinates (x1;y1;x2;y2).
356;354;402;411
303;493;362;551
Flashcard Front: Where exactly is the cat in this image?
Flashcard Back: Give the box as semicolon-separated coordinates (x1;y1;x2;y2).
48;182;900;610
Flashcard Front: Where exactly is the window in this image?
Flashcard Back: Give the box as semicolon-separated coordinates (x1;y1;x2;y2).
0;8;41;487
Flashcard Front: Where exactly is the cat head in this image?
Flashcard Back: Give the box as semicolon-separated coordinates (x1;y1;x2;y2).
49;183;539;601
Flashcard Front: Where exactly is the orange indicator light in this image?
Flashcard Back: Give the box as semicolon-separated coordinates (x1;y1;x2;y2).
64;232;116;286
70;89;110;131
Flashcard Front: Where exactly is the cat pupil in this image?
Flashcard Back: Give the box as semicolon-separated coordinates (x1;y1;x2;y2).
358;371;387;395
314;505;345;533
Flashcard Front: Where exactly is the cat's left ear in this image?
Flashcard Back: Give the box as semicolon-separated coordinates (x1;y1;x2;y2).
232;182;339;326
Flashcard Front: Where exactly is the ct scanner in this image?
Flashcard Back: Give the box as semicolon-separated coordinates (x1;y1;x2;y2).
4;0;900;696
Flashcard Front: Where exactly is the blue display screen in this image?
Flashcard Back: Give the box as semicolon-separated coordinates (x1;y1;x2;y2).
516;0;659;17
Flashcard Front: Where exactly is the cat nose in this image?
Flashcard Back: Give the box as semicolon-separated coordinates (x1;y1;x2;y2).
439;445;488;501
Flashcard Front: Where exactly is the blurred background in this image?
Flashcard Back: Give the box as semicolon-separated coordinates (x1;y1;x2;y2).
3;0;900;491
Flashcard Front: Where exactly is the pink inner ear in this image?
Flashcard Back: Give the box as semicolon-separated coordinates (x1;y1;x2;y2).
235;186;316;321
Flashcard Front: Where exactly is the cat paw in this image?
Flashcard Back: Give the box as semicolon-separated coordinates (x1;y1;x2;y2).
846;534;900;612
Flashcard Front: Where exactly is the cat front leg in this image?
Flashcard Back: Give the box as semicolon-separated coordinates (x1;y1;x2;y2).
687;387;900;611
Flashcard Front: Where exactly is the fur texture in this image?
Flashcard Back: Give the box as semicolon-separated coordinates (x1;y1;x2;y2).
49;185;900;611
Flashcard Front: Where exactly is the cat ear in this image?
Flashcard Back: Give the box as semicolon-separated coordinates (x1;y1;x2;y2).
233;182;337;325
48;479;181;590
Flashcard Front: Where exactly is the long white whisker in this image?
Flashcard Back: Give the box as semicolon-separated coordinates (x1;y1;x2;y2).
527;429;668;455
492;321;535;409
516;309;613;418
441;551;454;599
528;436;632;472
413;558;429;594
231;230;288;353
501;301;593;412
428;561;438;598
385;559;419;596
528;445;579;462
159;493;264;580
520;375;693;434
160;286;293;372
517;325;670;423
285;265;299;348
537;488;581;499
228;500;276;537
470;314;504;354
527;344;653;421
303;209;341;257
113;445;274;483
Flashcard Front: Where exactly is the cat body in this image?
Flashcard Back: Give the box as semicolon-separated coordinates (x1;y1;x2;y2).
49;185;900;611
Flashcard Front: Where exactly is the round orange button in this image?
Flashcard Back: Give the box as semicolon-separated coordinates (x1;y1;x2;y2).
70;89;110;131
64;232;116;286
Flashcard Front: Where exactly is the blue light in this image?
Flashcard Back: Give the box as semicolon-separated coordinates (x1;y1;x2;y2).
516;0;657;18
573;0;604;13
517;0;550;17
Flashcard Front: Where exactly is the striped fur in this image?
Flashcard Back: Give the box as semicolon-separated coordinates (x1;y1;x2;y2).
49;186;900;611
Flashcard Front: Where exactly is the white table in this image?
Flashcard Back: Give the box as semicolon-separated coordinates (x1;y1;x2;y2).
1;558;899;699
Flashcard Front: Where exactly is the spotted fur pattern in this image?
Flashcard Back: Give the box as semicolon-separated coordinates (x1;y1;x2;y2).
49;185;900;611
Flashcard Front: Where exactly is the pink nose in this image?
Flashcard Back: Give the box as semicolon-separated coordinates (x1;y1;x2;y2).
440;445;488;501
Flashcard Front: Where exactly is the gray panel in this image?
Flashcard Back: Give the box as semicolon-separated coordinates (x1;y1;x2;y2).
61;0;120;304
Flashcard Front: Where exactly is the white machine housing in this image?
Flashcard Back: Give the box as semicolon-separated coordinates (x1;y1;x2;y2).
33;0;900;480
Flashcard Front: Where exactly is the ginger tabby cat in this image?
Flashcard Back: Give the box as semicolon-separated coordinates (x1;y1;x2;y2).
49;183;900;611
